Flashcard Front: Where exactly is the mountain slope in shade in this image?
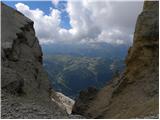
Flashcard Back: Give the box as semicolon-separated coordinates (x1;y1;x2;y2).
44;55;125;98
72;1;159;118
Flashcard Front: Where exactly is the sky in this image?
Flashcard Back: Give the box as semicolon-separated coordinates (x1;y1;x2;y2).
3;0;144;45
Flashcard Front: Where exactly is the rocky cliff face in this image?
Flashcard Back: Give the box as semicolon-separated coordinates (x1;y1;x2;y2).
1;3;81;118
72;1;159;118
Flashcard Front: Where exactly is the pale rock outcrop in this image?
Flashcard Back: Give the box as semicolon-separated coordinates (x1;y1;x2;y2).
51;91;75;114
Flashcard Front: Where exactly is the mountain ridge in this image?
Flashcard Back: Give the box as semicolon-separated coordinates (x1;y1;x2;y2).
72;1;159;118
1;2;82;118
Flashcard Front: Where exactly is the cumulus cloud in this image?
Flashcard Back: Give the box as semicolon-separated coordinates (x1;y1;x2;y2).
52;0;59;6
15;3;62;44
15;1;143;45
66;0;143;44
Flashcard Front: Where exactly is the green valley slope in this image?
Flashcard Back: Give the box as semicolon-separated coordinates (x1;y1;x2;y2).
44;55;124;98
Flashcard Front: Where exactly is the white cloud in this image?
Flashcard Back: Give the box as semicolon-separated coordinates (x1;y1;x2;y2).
52;0;59;6
15;2;61;44
15;1;143;45
65;1;143;44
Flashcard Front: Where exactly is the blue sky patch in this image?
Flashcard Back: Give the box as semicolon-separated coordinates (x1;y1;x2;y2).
3;0;71;29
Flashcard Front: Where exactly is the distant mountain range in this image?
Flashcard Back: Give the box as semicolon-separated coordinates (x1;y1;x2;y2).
42;43;129;98
42;42;130;59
